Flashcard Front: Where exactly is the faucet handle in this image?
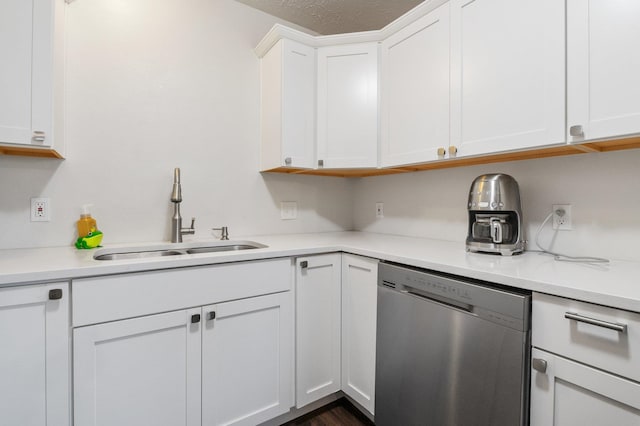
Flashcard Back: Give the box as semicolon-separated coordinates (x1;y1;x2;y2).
180;217;196;237
212;226;229;240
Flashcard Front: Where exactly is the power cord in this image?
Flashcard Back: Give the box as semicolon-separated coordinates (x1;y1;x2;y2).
532;212;609;264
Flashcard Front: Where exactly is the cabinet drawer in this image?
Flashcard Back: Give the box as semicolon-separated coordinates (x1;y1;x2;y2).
532;292;640;382
73;258;292;327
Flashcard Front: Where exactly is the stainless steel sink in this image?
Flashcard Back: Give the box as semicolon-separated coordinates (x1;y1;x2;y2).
94;250;184;261
93;241;267;261
186;244;263;254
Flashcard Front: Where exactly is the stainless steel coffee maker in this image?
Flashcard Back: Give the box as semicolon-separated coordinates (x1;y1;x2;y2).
466;174;525;255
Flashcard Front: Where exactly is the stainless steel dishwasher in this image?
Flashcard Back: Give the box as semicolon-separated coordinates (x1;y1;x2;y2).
375;262;531;426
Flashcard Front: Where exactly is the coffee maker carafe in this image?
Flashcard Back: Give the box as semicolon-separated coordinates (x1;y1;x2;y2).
466;174;524;255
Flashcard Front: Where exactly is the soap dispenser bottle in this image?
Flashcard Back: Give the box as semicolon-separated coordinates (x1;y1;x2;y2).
77;204;97;238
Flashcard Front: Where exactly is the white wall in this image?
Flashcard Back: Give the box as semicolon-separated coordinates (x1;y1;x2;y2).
352;149;640;262
0;0;352;249
1;0;638;263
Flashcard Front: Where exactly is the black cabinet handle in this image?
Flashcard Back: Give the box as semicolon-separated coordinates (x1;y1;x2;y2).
191;314;201;324
48;289;63;300
207;311;216;321
300;261;308;269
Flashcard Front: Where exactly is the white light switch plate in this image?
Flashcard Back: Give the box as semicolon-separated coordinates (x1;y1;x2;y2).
280;201;297;220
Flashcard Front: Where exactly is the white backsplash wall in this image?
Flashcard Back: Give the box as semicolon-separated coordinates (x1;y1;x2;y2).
0;0;352;250
352;149;640;262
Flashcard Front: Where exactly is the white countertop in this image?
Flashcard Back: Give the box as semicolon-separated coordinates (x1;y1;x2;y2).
1;231;638;313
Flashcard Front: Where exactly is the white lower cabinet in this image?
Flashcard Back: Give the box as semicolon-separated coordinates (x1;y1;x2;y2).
341;254;378;415
0;282;70;426
295;253;378;415
73;259;293;426
295;254;342;408
74;292;293;426
74;308;203;426
202;292;293;426
531;292;640;425
530;347;640;426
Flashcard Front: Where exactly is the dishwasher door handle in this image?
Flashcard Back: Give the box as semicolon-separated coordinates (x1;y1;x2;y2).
401;288;472;312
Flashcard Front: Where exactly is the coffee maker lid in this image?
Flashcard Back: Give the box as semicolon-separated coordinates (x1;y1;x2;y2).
468;173;522;212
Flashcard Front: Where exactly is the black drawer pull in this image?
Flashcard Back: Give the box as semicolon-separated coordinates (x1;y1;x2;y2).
191;314;201;324
48;289;63;300
564;312;627;333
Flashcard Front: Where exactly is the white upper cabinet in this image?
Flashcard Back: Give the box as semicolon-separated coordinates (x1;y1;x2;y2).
380;3;451;167
317;43;379;169
567;0;640;143
450;0;565;157
0;0;62;151
260;39;316;170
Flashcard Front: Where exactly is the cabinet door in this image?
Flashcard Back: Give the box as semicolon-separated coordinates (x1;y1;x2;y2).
380;3;450;167
261;39;316;170
0;283;69;426
450;0;565;156
202;292;293;426
295;254;342;408
530;348;640;426
567;0;640;142
74;308;202;426
0;0;53;146
341;254;378;415
317;43;378;168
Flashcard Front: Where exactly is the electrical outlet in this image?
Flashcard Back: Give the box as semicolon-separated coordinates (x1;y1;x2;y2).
31;197;51;222
280;201;297;220
376;202;384;219
552;204;572;230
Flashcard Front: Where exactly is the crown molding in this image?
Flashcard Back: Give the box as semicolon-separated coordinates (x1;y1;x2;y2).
254;0;448;57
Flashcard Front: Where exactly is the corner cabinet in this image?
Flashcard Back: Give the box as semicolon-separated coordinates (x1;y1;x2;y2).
295;254;342;408
380;2;451;167
341;254;378;415
530;293;640;425
317;43;379;169
72;259;294;426
449;0;565;158
295;253;378;415
0;282;70;426
0;0;64;157
260;39;316;170
567;0;640;143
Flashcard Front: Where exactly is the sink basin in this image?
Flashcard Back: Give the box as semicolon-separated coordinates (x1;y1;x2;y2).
94;250;184;261
93;241;267;261
186;244;263;254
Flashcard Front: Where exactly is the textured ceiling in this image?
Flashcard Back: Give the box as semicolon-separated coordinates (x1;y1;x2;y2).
236;0;425;35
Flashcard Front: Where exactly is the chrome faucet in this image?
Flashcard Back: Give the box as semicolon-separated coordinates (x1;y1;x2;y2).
170;168;195;243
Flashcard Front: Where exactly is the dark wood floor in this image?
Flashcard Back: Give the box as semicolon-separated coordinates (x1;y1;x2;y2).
284;399;374;426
